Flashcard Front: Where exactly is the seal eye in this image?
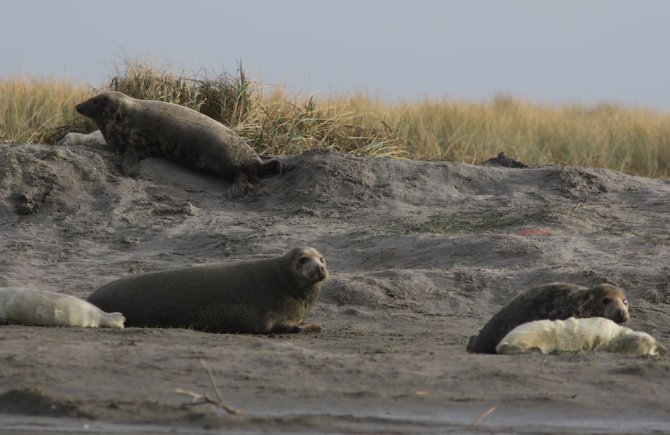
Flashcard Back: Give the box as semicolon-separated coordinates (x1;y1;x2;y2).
298;257;309;265
602;298;611;305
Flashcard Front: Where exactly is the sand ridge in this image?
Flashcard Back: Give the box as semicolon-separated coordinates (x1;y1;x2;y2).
0;143;669;432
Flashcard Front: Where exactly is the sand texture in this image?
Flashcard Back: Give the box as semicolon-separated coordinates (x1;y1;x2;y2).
1;142;669;433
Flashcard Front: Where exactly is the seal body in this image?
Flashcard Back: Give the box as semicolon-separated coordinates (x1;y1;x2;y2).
57;130;106;146
74;91;281;196
467;283;630;354
497;317;667;357
0;287;125;329
87;247;328;333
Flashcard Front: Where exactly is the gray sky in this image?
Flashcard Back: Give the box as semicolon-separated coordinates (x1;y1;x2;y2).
3;0;670;110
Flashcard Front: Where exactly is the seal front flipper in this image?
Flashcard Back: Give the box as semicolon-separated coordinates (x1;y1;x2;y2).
296;322;324;333
268;321;324;334
229;173;253;198
121;148;141;176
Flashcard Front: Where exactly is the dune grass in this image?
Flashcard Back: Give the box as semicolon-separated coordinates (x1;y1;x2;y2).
2;62;670;178
0;76;90;144
391;96;670;177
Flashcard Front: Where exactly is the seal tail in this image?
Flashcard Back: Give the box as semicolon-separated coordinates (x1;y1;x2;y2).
101;312;126;329
258;157;282;178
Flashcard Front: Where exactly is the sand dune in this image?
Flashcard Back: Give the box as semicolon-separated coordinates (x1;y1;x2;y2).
0;142;669;433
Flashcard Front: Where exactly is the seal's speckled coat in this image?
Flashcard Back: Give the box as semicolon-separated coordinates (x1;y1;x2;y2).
75;91;281;196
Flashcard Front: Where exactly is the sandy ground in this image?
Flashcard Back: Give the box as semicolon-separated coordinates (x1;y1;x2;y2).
0;142;669;434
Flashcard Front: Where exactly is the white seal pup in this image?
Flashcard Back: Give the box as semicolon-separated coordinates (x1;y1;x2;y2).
57;130;106;146
0;287;125;329
496;317;666;357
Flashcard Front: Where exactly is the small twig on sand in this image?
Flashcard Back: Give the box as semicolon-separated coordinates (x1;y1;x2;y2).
175;359;241;415
473;405;496;425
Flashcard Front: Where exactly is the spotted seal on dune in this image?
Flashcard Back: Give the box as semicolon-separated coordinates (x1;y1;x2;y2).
467;282;630;354
74;91;281;196
0;287;125;329
496;317;666;357
87;247;328;333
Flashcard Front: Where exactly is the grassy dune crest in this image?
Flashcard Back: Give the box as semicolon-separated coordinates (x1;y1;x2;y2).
392;96;670;177
1;63;670;177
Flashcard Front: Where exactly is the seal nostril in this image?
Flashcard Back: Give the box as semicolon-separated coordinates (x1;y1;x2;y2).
619;310;629;322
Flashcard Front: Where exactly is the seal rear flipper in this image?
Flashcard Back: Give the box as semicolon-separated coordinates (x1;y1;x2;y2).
258;157;282;178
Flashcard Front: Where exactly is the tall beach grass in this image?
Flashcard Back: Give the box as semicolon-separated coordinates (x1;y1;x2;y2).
2;63;670;178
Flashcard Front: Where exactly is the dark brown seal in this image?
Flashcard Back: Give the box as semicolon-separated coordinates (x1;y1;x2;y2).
87;247;327;333
75;91;281;196
467;282;630;354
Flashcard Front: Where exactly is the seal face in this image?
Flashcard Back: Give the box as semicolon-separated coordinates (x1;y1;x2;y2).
467;282;630;354
87;247;328;333
74;91;281;196
496;317;667;357
0;287;125;329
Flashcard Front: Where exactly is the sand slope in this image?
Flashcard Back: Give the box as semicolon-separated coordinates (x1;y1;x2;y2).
1;142;669;433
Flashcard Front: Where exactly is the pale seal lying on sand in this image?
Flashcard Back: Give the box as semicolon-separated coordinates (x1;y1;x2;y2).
74;91;281;196
467;282;630;354
87;247;328;333
57;130;106;146
0;287;125;329
497;317;667;357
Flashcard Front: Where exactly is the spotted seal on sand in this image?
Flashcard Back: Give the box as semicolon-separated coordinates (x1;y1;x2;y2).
0;287;125;328
87;247;327;333
497;317;666;357
75;91;281;196
467;282;630;354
